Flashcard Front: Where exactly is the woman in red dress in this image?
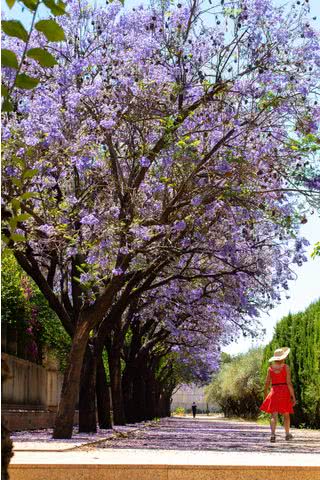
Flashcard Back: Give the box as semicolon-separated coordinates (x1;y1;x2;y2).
260;347;296;442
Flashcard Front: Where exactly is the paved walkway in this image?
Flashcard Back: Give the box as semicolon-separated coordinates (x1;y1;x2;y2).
11;416;320;457
10;418;320;479
79;416;320;455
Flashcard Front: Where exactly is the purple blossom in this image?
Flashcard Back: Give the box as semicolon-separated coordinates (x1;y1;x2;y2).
305;176;320;190
87;252;98;264
81;214;99;226
16;147;25;157
100;119;116;130
38;224;56;236
140;156;151;168
80;272;92;283
191;196;202;206
109;207;120;219
173;220;187;232
112;267;123;276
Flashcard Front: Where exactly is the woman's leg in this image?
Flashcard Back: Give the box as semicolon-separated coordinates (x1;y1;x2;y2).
270;413;278;435
283;413;290;435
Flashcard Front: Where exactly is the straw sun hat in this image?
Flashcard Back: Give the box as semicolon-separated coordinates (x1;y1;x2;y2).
268;347;290;363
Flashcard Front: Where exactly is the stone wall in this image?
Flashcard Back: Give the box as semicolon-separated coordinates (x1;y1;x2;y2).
2;353;63;409
1;353;73;431
3;410;79;432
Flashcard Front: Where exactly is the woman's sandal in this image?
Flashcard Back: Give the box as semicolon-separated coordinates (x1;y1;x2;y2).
270;435;276;443
285;433;293;441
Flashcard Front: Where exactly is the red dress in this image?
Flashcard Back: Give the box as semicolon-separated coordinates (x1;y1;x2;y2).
260;364;294;414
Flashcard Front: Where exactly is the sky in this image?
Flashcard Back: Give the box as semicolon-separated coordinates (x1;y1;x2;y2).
224;213;320;355
3;0;320;354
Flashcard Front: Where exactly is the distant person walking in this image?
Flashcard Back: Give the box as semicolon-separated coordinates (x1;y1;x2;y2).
260;347;296;443
192;402;197;418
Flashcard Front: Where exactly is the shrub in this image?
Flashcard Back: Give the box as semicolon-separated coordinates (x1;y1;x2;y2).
173;407;186;416
206;348;263;419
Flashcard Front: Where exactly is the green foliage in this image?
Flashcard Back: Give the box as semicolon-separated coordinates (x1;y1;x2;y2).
1;0;67;112
311;242;320;259
1;250;28;328
262;300;320;428
26;48;57;67
43;0;66;16
1;251;70;369
35;19;65;42
2;20;28;41
1;49;19;69
15;73;40;89
173;407;185;416
206;348;263;419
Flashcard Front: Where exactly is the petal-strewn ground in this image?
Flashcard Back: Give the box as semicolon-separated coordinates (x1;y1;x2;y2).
11;416;320;454
87;416;320;454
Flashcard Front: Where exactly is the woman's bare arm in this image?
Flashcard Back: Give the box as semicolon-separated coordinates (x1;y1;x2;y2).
286;365;296;405
264;369;271;398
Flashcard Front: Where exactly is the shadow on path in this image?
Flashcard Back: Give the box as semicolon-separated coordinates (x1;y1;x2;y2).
98;417;320;454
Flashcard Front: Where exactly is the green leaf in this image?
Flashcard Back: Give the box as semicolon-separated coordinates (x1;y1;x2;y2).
43;0;66;16
35;19;65;42
23;168;38;179
2;97;13;112
1;49;19;69
21;0;38;10
2;20;28;42
1;83;9;97
12;177;22;187
11;233;26;243
11;198;21;210
1;234;10;245
27;48;57;67
6;0;16;8
20;192;36;200
16;213;31;222
9;217;18;229
15;73;40;90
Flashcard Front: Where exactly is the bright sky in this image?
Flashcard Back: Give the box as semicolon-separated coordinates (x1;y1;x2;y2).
225;214;320;355
3;0;320;354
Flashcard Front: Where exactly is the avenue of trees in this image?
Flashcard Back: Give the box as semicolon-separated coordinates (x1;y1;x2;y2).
2;0;320;438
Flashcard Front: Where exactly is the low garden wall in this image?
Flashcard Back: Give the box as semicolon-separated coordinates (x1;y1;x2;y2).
1;353;79;431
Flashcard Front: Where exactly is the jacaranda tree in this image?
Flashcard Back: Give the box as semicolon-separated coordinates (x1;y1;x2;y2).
2;0;320;437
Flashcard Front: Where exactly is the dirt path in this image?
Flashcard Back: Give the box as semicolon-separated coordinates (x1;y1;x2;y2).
84;416;320;454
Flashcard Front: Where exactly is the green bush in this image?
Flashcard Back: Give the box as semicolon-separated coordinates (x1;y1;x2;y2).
1;251;70;369
206;348;263;419
173;407;186;416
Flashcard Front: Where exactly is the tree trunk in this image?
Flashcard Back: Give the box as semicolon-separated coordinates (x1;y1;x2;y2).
53;321;90;439
145;372;157;420
165;394;171;417
78;342;97;433
122;365;134;423
96;357;112;429
109;349;126;425
132;373;147;422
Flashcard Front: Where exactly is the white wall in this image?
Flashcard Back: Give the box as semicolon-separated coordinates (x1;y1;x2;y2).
171;384;219;412
2;353;63;410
